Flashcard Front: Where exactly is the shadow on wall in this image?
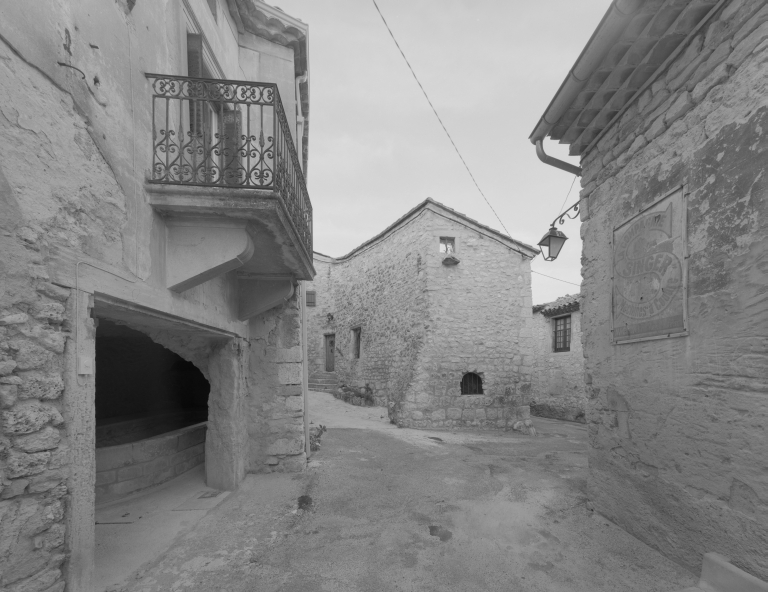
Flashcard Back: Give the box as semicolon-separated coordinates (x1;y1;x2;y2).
95;320;210;447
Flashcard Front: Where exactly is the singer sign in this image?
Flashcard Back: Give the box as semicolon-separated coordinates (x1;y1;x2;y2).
612;186;688;344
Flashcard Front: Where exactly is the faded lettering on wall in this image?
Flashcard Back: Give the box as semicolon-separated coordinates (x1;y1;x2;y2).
612;187;687;342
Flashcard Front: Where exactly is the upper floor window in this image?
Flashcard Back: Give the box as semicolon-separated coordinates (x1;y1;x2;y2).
439;237;455;254
554;315;571;352
306;290;316;307
352;327;361;359
460;372;483;394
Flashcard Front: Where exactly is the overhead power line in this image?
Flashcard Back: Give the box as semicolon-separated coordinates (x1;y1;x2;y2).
558;176;578;217
372;0;581;291
531;270;581;287
370;0;511;237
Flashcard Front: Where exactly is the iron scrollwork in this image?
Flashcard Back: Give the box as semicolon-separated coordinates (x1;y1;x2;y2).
145;73;312;256
550;200;581;229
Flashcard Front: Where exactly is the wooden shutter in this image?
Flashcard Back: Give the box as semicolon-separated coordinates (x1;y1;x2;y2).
187;34;204;137
223;108;242;184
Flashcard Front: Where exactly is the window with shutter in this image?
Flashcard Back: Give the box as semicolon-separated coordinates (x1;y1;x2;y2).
306;291;316;307
553;315;571;352
186;34;230;184
223;108;243;184
187;34;205;139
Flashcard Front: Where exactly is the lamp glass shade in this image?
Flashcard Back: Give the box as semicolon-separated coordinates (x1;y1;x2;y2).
537;226;568;261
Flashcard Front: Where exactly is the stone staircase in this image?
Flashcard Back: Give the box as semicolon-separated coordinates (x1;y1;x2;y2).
308;371;339;393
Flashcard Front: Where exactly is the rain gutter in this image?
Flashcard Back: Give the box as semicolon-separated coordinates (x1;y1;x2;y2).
529;0;645;175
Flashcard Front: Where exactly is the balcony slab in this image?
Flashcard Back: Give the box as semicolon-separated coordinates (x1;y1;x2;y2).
146;183;314;281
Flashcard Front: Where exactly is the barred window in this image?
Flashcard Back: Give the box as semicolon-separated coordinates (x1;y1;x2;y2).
439;237;455;254
554;315;571;352
460;372;483;395
306;290;316;307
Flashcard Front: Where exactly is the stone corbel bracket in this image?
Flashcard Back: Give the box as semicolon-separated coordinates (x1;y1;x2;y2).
238;277;295;321
166;218;254;292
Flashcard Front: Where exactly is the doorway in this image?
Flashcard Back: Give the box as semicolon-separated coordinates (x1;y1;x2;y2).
325;334;335;372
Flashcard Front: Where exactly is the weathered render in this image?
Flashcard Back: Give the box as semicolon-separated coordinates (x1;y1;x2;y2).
0;0;313;590
530;295;586;423
306;199;539;429
532;0;768;581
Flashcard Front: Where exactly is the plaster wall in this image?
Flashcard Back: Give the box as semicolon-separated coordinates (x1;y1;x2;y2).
306;206;535;429
577;0;768;579
530;311;586;422
0;1;307;589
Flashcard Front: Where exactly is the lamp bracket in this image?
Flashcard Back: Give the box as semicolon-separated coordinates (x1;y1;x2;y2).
550;199;582;229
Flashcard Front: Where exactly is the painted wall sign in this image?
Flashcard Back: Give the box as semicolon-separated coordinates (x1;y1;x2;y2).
612;186;687;343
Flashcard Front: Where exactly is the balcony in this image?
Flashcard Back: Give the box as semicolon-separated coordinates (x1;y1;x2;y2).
144;74;314;313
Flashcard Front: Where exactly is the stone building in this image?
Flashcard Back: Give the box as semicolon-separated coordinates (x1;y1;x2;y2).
305;199;539;429
0;1;314;590
529;294;586;423
531;0;768;581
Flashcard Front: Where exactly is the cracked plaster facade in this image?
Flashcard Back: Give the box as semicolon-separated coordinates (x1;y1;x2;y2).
572;0;768;580
0;1;312;590
305;200;540;430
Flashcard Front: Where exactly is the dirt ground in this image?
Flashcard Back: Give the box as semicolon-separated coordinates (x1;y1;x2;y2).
116;391;697;592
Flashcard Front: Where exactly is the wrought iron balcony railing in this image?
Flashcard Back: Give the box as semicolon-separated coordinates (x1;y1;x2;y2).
145;73;312;257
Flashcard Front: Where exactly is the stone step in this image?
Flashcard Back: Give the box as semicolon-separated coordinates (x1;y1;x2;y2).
308;385;337;393
309;380;338;386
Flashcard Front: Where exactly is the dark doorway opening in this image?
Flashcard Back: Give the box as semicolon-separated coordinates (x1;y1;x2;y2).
95;320;209;448
325;334;335;372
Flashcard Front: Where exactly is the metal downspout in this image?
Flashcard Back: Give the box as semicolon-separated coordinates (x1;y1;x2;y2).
535;140;582;177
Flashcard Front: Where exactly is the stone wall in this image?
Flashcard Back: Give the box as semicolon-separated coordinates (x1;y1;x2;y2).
578;0;768;579
0;30;125;592
530;308;586;423
402;210;534;429
95;423;206;504
306;202;537;430
306;214;431;410
248;289;307;473
0;16;307;589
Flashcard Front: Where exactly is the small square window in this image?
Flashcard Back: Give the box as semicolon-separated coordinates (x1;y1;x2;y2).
439;237;455;254
553;315;571;352
352;327;361;359
306;290;316;307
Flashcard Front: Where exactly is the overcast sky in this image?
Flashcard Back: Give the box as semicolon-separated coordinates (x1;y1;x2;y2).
277;0;610;304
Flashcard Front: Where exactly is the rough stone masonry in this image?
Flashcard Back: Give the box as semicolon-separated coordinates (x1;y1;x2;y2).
574;0;768;580
305;199;540;431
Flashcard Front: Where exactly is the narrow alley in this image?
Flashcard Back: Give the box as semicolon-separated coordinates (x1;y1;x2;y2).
113;392;696;592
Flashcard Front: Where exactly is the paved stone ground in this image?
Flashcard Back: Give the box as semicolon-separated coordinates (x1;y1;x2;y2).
116;392;697;592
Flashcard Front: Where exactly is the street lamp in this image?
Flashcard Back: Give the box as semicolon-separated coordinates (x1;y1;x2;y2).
538;199;581;262
538;226;568;261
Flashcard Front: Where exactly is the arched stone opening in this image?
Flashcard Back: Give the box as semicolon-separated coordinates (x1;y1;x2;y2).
95;320;210;447
460;372;483;395
94;320;212;504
